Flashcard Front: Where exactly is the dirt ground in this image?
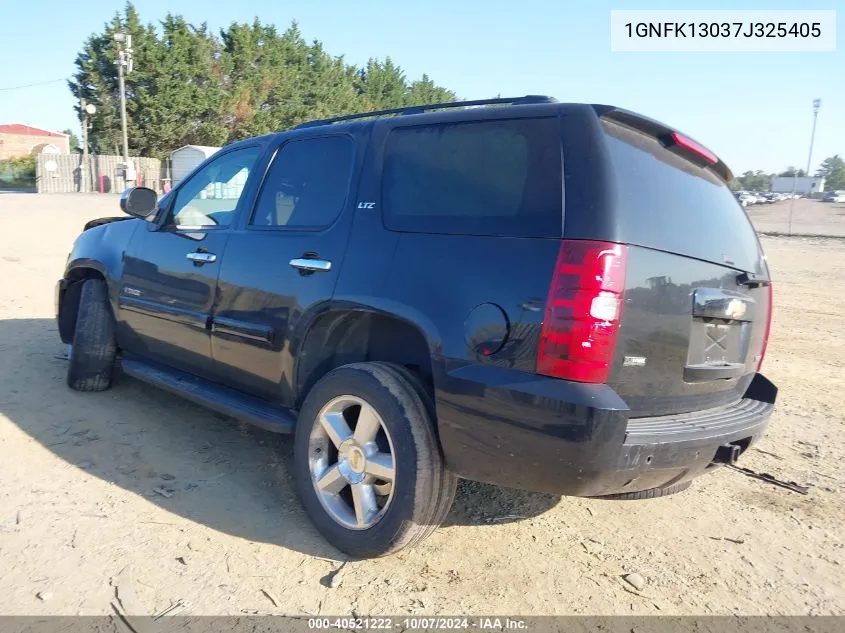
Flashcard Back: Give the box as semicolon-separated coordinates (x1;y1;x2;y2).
0;193;844;616
747;197;845;237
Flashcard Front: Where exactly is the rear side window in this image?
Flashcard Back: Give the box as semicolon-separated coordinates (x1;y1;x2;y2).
600;119;761;271
382;118;562;237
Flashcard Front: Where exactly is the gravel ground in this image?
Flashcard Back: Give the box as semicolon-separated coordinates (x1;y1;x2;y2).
747;197;845;237
0;193;843;616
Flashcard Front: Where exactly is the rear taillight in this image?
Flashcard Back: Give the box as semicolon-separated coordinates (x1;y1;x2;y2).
758;284;773;370
537;240;628;383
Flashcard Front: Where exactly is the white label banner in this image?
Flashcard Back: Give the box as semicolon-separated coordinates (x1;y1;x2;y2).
610;10;836;52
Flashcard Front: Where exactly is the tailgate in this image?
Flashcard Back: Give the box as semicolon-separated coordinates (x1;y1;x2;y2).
610;245;771;417
575;110;772;417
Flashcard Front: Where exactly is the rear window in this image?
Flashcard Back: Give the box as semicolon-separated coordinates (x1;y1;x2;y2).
601;118;761;272
382;117;562;237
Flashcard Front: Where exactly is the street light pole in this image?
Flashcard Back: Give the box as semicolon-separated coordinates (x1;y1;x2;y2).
117;58;129;163
788;173;797;235
80;101;96;193
113;32;134;182
806;98;821;176
80;98;88;193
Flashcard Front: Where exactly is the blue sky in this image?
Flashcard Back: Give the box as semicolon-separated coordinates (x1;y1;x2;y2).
0;0;840;174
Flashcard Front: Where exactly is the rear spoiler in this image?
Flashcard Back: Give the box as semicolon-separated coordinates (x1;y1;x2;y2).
593;106;734;183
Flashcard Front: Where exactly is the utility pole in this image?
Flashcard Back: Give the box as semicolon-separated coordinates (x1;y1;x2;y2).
79;93;87;193
113;32;134;182
806;98;821;176
117;59;129;162
78;85;97;193
81;101;96;193
788;173;797;235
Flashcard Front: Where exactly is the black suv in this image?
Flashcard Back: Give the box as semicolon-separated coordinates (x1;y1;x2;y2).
56;96;777;557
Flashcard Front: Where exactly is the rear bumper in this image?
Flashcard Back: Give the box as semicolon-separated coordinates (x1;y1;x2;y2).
435;365;777;497
585;395;772;496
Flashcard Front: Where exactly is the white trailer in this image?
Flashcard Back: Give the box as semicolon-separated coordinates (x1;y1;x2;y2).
770;176;826;195
170;145;220;185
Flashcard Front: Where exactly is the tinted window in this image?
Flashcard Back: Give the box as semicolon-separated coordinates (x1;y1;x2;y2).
382;118;562;237
251;136;353;229
171;146;261;227
601;119;761;271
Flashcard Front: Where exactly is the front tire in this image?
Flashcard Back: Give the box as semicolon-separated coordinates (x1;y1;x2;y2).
293;362;457;558
66;279;116;392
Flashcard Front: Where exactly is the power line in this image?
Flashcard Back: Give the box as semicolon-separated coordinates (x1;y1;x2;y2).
0;77;69;91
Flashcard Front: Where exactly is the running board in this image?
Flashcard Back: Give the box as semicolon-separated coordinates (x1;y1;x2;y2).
120;356;296;434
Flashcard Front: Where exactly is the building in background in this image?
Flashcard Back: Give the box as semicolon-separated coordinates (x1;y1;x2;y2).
0;124;69;160
770;176;826;195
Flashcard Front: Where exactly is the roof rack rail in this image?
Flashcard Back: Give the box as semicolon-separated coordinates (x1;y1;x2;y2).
293;95;558;129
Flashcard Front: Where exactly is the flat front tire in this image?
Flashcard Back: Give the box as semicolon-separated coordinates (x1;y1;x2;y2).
66;279;117;392
293;362;457;558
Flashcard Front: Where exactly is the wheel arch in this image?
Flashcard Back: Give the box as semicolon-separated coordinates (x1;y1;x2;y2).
294;304;441;414
58;265;108;344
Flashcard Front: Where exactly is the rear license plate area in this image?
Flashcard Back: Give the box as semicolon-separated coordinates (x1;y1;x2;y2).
685;288;754;382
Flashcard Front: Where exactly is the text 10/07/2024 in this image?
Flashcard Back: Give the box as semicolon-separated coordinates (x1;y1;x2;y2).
307;617;528;630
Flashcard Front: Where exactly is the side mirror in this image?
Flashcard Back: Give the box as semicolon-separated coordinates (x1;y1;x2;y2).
120;186;158;219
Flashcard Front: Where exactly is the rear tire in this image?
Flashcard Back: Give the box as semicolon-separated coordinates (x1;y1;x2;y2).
596;480;691;500
66;279;116;392
293;362;457;558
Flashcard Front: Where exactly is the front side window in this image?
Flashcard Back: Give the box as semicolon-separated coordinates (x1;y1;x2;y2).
251;136;354;229
382;117;562;237
170;146;261;228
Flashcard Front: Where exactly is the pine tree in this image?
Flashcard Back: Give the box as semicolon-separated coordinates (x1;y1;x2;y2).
405;74;457;106
70;5;458;156
134;15;228;156
69;2;158;155
816;155;845;190
358;58;407;110
62;129;82;153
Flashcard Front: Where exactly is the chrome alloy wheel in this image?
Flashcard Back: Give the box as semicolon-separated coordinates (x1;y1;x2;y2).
308;395;396;530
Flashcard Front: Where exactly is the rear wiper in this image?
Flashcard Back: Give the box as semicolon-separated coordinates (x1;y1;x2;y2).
736;272;771;288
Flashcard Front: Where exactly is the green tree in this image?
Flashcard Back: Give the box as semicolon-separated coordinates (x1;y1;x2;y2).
62;129;81;153
358;58;407;109
134;14;229;156
219;20;314;138
301;41;364;122
0;155;36;187
405;73;457;106
69;2;159;156
816;155;845;190
69;5;457;156
778;167;806;177
733;170;772;191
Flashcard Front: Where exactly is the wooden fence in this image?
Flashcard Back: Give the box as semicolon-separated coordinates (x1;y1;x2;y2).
35;154;166;194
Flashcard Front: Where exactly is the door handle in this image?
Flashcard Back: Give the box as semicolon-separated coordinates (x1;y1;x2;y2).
289;258;332;272
186;252;217;264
